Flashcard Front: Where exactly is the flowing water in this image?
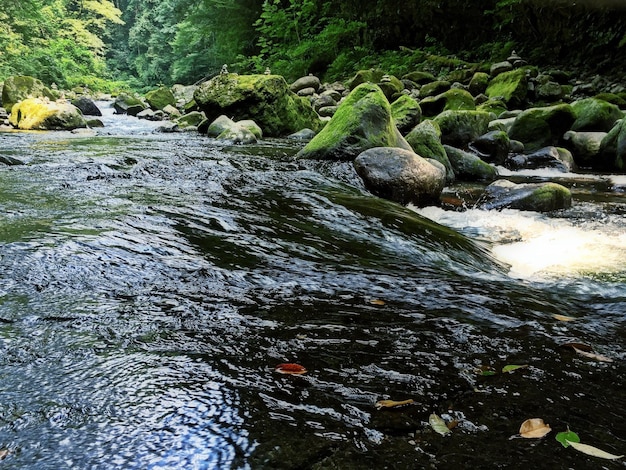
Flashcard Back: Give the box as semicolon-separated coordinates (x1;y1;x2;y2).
0;105;625;469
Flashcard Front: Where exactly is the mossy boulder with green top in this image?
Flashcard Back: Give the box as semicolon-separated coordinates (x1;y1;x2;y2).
507;104;576;152
420;88;475;117
2;75;59;113
480;179;572;212
9;98;87;130
432;110;493;147
486;68;534;108
571;98;624;132
405;120;454;182
296;83;412;161
145;86;176;111
194;73;320;137
391;94;422;133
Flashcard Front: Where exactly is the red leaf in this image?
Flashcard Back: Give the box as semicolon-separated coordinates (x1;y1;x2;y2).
274;363;308;375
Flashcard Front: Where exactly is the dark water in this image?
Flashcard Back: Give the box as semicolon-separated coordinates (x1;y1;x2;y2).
0;107;625;469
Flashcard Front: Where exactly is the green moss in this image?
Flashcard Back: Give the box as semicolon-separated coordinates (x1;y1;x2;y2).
9;98;86;130
391;94;421;132
145;86;176;110
486;67;536;108
508;104;575;152
433;110;492;147
525;183;572;211
571;97;624;132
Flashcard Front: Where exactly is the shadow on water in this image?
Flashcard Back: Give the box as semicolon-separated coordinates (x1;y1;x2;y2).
0;119;624;469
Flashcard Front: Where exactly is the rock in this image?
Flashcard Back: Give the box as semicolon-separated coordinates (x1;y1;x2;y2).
390;94;422;134
562;130;606;167
444;145;498;182
486;68;530;108
176;111;206;129
571;98;624;132
86;118;104;128
318;106;338;118
504;146;573;172
419;80;451;99
469;72;490;96
290;75;321;94
9;98;87;130
237;119;263;139
402;71;436;85
1;75;59;113
295;83;412;161
0;155;24;165
171;84;197;104
535;79;563;102
507;104;576;152
476;99;508;117
353;147;445;206
405;120;454;182
163;104;181;118
113;93;147;116
420;88;475;117
206;115;259;143
313;93;337;112
194;73;320;137
468;130;511;165
71;97;102;116
432;110;493;147
288;128;316;141
207;115;238;137
346;69;386;90
377;74;404;100
480;179;572;212
137;109;163;121
217;126;257;144
488;116;517;134
145;86;176;111
490;61;513;77
297;87;317;97
599;119;626;171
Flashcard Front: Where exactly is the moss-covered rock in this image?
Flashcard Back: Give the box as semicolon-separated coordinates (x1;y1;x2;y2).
296;83;412;161
9;98;87;130
599;119;626;171
486;68;532;108
419;80;451;99
480;179;572;212
194;74;320;137
563;130;605;167
113;93;147;116
175;111;206;129
405;120;453;182
468;130;510;164
346;69;386;90
432;110;493;147
504;146;573;172
469;72;490;96
2;75;58;113
420;88;475;117
507;104;575;152
145;86;176;111
390;94;421;134
477;99;507;117
402;71;436;85
571;98;624;132
353;147;445;206
444;145;498;182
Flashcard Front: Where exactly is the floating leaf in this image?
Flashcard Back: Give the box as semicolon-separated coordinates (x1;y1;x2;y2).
519;418;551;438
375;399;415;410
0;449;7;460
567;440;624;460
553;314;576;322
429;413;451;436
369;299;386;306
560;342;593;352
274;363;307;375
571;347;613;363
474;365;497;376
502;364;528;373
556;430;580;448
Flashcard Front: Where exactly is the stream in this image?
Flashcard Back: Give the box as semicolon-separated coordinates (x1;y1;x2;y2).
0;104;625;469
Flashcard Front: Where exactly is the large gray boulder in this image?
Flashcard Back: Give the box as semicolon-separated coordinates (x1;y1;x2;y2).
353;147;446;206
480;179;572;212
194;73;320;137
296;83;412;160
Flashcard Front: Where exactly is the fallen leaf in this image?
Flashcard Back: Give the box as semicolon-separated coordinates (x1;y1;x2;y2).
274;363;307;375
571;347;613;363
567;440;624;460
0;449;8;460
474;365;497;376
560;342;593;352
502;364;528;373
369;299;386;306
519;418;551;438
556;429;580;448
553;314;576;322
429;413;451;436
375;399;415;410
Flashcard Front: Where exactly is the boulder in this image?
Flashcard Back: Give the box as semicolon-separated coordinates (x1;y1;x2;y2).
71;97;102;116
486;68;530;108
476;99;508;117
468;130;510;165
377;75;404;100
599;119;626;171
419;80;451;99
176;111;206;129
469;72;490;96
432;110;493;147
237;119;263;139
194;74;320;137
405;120;454;182
535;79;564;102
562;130;606;167
113;93;147;116
353;147;446;206
571;98;624;132
9;98;87;130
490;61;513;77
207;115;238;137
480;179;572;212
444;145;498;182
288;128;316;141
295;83;412;161
313;93;337;112
206;114;259;143
402;71;436;85
507;104;576;152
391;94;422;134
346;69;386;90
2;75;58;113
145;86;176;111
290;75;321;94
420;88;475;117
503;146;573;172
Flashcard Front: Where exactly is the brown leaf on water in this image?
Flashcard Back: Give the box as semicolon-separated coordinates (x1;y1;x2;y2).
519;418;552;438
274;363;308;375
375;399;415;410
572;347;613;363
560;342;593;352
553;314;576;322
369;299;386;306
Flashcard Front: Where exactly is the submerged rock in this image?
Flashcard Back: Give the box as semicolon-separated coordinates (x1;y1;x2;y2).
353;147;446;206
9;98;87;130
296;83;412;161
480;179;572;212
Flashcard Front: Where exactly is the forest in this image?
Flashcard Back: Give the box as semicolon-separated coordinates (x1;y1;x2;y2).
1;0;626;91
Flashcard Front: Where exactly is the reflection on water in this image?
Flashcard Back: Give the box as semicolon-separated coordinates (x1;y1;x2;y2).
0;110;625;469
